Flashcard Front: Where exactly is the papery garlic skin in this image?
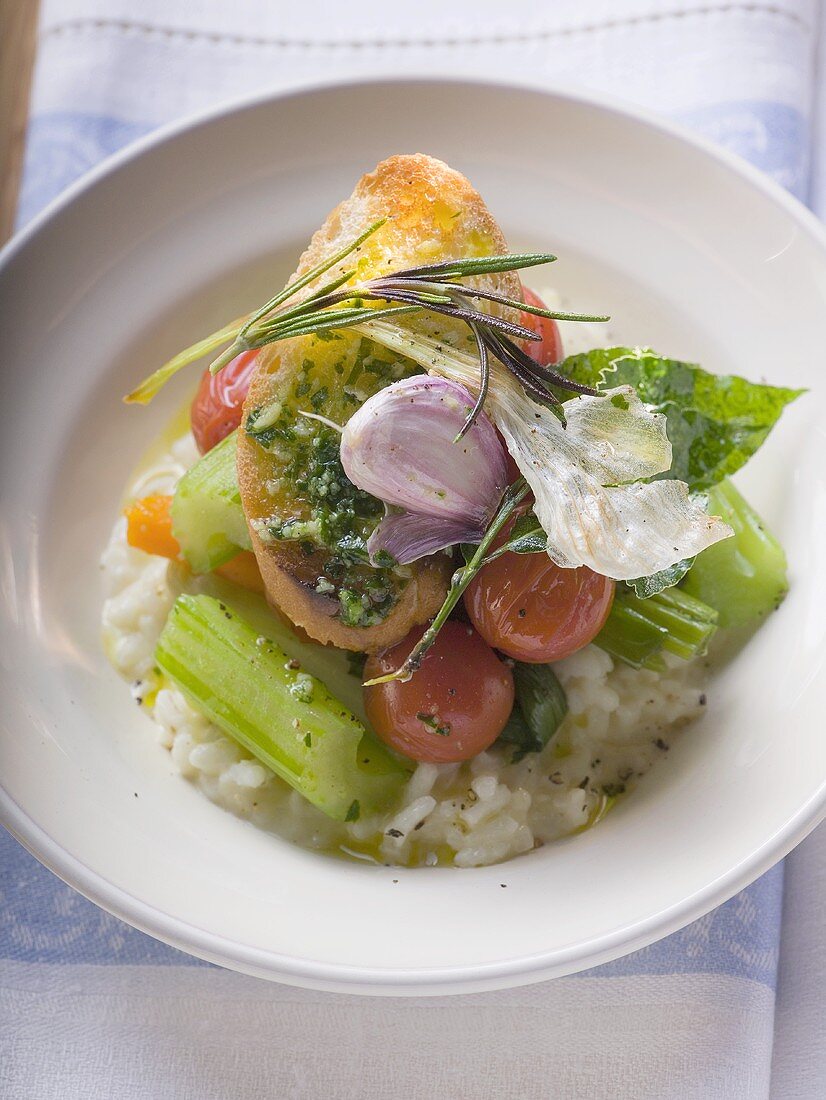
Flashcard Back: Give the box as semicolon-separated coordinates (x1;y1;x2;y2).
358;320;732;580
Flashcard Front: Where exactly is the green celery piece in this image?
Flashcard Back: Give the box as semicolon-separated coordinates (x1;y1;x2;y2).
681;479;788;629
186;572;366;718
636;587;718;661
560;346;803;492
156;594;408;821
594;601;667;671
595;586;718;670
171;431;250;573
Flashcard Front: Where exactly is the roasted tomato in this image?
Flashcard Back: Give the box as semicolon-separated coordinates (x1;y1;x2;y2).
363;621;514;763
465;552;615;663
190;350;258;454
521;285;564;366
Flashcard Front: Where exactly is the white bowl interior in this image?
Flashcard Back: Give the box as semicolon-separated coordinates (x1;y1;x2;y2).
1;81;824;993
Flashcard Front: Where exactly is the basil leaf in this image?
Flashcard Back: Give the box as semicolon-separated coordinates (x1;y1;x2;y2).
503;512;547;555
560;346;803;493
560;347;623;391
626;558;694;599
496;664;569;763
515;662;568;742
495;705;540;763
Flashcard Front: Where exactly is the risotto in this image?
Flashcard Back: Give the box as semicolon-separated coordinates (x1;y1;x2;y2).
102;432;707;868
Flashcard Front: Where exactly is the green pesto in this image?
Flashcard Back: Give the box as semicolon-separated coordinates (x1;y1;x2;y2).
245;338;420;628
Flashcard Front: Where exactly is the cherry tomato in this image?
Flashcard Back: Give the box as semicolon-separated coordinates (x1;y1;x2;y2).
363;621;514;763
190;350;258;454
465;552;615;663
521;285;564;366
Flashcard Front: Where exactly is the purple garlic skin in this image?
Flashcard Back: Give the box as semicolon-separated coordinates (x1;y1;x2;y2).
339;376;509;565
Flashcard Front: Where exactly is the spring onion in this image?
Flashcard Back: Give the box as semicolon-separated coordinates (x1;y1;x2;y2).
595;586;719;671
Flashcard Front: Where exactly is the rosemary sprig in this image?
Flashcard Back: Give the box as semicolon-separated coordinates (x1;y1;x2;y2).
125;218;388;403
363;479;532;686
455;323;489;441
125;221;608;426
209;219;390;373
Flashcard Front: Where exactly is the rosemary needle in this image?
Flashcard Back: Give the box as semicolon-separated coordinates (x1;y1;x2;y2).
126;221;607;423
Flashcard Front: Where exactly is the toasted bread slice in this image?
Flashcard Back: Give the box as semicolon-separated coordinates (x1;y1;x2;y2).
237;154;519;651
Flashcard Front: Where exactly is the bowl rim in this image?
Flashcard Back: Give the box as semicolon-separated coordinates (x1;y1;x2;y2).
2;74;825;995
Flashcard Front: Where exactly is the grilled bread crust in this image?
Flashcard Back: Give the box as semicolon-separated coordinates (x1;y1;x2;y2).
237;154;519;651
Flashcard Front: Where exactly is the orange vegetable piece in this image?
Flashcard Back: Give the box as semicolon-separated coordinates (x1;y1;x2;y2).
214;551;265;594
125;495;265;593
125;494;181;560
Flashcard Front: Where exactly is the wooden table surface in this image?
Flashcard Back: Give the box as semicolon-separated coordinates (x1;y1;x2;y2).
0;0;41;244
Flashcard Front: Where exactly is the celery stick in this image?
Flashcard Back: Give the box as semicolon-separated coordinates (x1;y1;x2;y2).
594;601;668;672
185;572;366;720
634;587;718;662
595;587;718;670
156;594;408;820
682;479;788;629
171;432;250;573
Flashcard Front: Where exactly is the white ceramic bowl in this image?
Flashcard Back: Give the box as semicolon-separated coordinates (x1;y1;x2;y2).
1;79;824;995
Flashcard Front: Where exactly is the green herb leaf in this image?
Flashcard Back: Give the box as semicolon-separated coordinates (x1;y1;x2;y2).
560;347;804;492
497;664;568;762
626;557;694;599
558;347;623;391
127;221;602;412
415;711;452;737
479;511;547;567
496;705;540;763
502;512;547;555
513;663;568;757
394;252;557;279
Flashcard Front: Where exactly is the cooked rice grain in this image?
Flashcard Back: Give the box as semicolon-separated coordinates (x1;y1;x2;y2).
102;438;706;867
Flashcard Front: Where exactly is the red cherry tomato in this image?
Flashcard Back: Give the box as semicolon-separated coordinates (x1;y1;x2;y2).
190;350;258;454
465;552;615;664
363;622;514;764
521;285;564;366
494;288;564;486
